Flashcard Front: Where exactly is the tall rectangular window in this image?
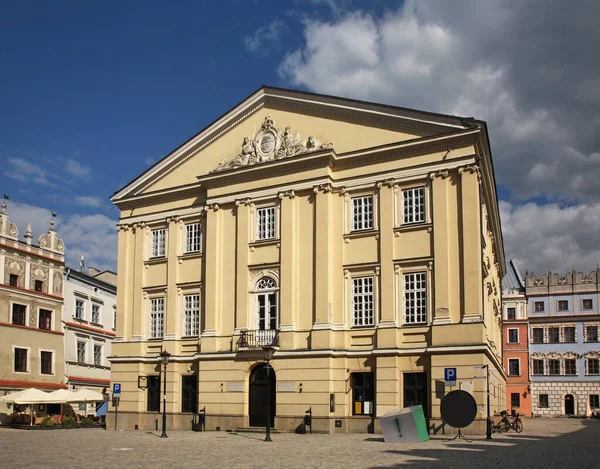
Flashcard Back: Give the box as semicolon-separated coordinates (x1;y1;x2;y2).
590;395;600;410
539;394;549;408
508;329;519;343
404;272;427;324
507;307;516;320
534;301;545;312
77;341;86;363
532;359;545;375
564;326;576;343
39;309;52;330
586;325;598;342
93;345;102;366
40;351;52;375
181;375;198;413
185;223;201;253
91;304;100;324
34;280;43;292
256;207;276;240
151;229;166;257
532;328;544;343
587;359;599;375
402;187;425;224
557;300;569;312
184;294;200;337
565;359;577;375
75;299;84;319
351;196;373;231
549;359;561;375
147;376;161;412
548;327;560;343
352;277;374;327
150;298;164;338
511;393;520;408
12;304;27;326
508;359;520;376
14;348;27;372
351;372;374;415
9;274;18;287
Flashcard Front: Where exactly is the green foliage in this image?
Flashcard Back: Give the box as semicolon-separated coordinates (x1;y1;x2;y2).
61;416;75;429
81;416;95;426
40;417;55;428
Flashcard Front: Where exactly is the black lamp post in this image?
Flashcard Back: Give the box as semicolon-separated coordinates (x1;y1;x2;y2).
482;364;492;440
262;345;275;442
160;349;171;438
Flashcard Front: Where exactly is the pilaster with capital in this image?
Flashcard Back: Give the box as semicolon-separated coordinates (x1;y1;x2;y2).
279;190;298;334
377;181;396;326
234;198;251;332
116;223;132;339
165;216;180;338
203;206;222;343
131;222;147;340
312;185;333;327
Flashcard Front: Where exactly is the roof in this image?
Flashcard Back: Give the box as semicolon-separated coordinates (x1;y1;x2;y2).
502;259;525;291
0;380;67;390
65;266;117;293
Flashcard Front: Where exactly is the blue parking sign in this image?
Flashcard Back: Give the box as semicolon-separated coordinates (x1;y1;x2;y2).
444;368;457;383
113;383;121;395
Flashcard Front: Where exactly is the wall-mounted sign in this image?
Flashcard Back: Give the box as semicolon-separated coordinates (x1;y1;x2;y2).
226;382;244;392
277;381;296;392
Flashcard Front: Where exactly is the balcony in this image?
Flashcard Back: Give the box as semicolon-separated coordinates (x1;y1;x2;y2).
236;329;279;349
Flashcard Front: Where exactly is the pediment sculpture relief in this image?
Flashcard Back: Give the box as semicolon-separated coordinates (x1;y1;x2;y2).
212;115;333;173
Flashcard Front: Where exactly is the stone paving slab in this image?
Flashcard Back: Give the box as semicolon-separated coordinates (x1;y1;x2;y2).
0;418;597;469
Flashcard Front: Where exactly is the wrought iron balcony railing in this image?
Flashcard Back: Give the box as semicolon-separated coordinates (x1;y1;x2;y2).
236;329;279;349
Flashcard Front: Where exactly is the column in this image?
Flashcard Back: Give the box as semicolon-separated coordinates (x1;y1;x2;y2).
203;206;222;338
279;192;298;331
234;200;250;332
165;217;180;339
431;173;451;325
116;225;133;340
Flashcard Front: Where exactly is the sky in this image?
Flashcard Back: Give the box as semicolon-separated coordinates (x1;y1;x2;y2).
1;0;599;277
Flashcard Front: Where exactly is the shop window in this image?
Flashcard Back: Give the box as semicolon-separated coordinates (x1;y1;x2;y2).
351;372;374;415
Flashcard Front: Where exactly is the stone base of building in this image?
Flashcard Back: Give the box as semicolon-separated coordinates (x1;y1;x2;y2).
531;381;600;417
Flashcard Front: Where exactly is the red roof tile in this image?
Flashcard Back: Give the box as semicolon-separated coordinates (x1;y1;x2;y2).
64;322;116;337
0;322;64;335
0;379;67;389
67;376;110;385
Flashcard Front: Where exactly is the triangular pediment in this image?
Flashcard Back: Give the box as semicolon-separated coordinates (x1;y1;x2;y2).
111;86;473;202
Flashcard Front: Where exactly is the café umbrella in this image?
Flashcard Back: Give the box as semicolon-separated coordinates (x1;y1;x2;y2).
0;388;67;425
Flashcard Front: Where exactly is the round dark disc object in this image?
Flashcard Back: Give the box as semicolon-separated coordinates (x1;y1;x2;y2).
441;390;477;428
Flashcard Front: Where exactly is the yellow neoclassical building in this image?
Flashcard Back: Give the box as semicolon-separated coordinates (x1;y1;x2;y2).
109;87;506;434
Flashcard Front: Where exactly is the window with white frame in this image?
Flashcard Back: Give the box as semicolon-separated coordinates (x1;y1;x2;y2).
508;358;520;376
75;298;84;319
93;344;102;366
185;223;201;253
590;394;600;410
77;341;86;363
151;228;166;257
184;294;200;337
352;276;374;327
532;359;545;375
587;358;599;375
508;329;519;343
255;277;278;331
351;196;373;231
150;298;164;338
14;348;28;372
256;207;276;240
91;304;100;324
404;272;427;324
565;359;577;375
402;187;425;224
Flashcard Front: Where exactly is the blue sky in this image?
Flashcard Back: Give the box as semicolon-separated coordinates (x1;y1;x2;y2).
1;0;599;274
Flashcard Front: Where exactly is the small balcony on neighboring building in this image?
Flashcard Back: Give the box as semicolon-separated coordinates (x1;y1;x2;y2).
236;329;279;350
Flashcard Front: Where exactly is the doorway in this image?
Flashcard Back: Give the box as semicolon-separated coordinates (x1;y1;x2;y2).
404;372;428;416
249;363;276;427
565;394;575;415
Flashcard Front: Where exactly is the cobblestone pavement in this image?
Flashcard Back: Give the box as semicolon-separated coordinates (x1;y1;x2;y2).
0;418;598;469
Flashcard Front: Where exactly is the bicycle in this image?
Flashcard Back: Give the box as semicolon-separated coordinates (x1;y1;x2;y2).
498;410;523;433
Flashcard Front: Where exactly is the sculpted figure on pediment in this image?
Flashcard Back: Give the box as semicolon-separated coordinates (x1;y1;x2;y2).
214;137;257;172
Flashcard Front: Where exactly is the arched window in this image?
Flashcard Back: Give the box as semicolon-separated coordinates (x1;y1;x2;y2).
254;276;278;332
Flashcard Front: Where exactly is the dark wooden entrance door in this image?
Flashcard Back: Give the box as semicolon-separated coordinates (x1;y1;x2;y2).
404;372;428;416
249;364;276;427
565;394;575;415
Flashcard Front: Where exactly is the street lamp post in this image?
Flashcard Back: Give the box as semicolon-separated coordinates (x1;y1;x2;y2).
160;349;171;438
262;345;275;442
483;364;492;440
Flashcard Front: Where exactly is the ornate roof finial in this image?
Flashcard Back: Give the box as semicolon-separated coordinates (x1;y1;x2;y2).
2;194;8;214
50;211;57;231
25;224;32;245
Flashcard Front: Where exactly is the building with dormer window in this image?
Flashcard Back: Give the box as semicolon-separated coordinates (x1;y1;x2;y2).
108;87;506;433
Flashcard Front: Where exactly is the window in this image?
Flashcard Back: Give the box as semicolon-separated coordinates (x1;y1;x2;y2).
147;376;161;412
93;345;102;366
404;272;427;324
184;294;200;337
34;280;43;292
113;307;117;330
549;359;560;375
351;372;374;415
532;328;544;344
533;359;545;375
557;300;569;312
254;277;278;340
587;359;599;375
582;299;593;310
508;359;520;376
352;277;374;327
75;299;84;319
534;301;545;312
151;228;166;257
77;341;86;363
14;348;27;372
590;395;600;410
564;326;576;343
149;298;165;339
565;359;577;375
548;327;559;343
40;351;52;375
91;304;100;324
507;307;516;320
510;393;520;408
9;274;18;287
185;223;201;253
181;375;198;413
39;309;52;330
402;187;425;224
351;196;373;231
508;329;519;343
256;207;276;240
586;325;598;342
12;303;27;326
539;394;549;408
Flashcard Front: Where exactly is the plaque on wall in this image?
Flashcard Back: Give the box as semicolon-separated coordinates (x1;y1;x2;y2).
277;381;296;392
227;382;244;392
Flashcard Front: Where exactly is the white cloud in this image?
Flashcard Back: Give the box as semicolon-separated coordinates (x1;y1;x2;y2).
4;200;117;272
245;20;286;54
4;158;56;187
63;158;91;179
74;196;104;208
